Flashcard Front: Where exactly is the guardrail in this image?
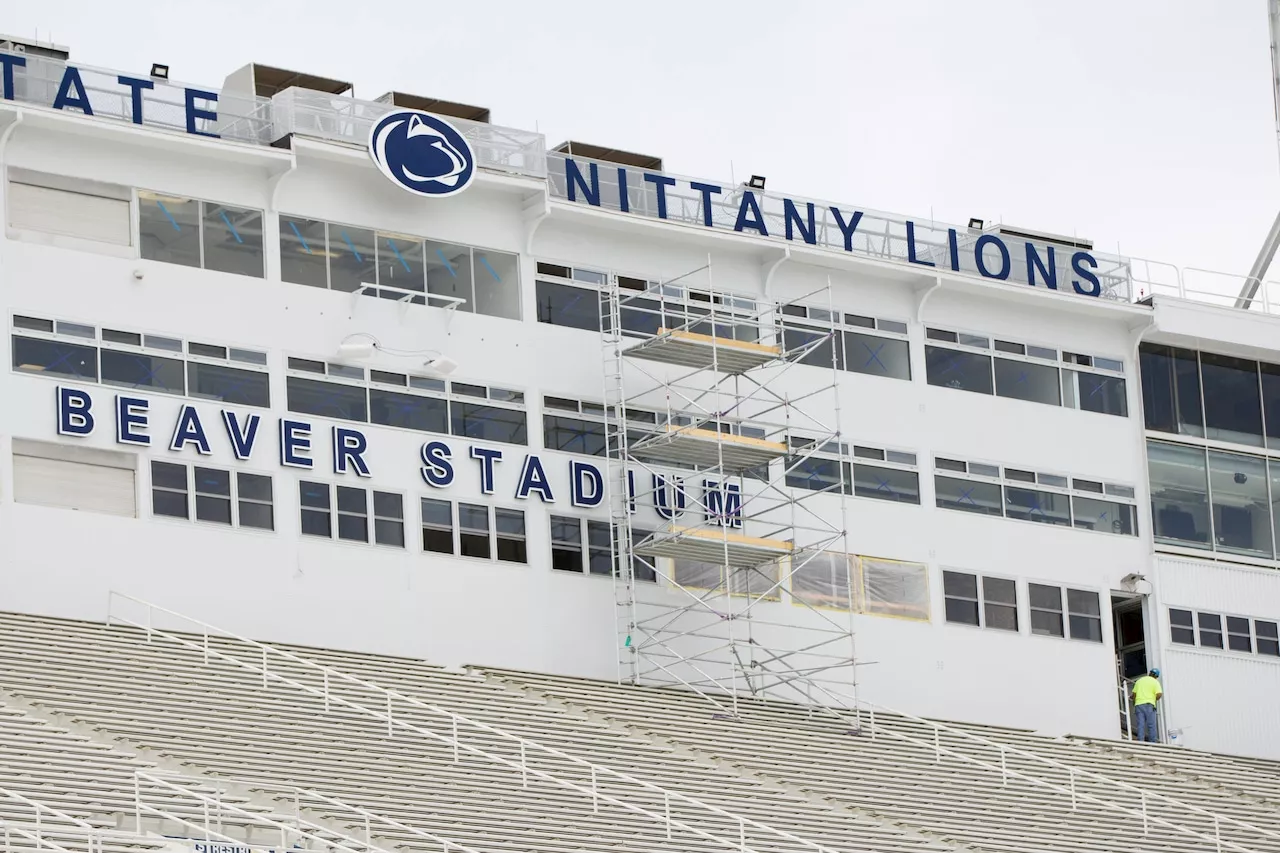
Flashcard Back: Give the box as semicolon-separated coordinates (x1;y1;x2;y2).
106;592;841;853
814;685;1274;853
0;786;111;853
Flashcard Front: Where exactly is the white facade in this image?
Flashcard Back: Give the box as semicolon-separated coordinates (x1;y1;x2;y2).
0;44;1276;758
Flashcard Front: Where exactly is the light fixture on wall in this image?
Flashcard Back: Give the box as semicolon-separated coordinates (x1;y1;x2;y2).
150;63;170;80
424;356;458;376
747;175;767;190
968;217;985;230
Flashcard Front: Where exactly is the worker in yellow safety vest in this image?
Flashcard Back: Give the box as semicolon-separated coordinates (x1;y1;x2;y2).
1132;668;1163;744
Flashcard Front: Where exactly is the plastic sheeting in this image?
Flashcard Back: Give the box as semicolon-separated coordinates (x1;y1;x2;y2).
859;557;931;621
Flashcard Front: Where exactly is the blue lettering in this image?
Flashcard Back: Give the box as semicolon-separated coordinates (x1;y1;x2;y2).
516;455;555;502
947;228;961;271
279;419;313;469
0;53;26;100
830;207;864;252
703;480;743;529
470;446;503;495
221;411;261;461
617;167;630;214
116;75;154;125
1026;244;1057;290
53;67;93;115
332;427;371;477
169;405;212;455
644;173;676;219
184;88;219;138
906;221;935;267
420;441;455;488
115;396;150;446
565;158;600;206
571;460;604;508
653;474;687;520
783;199;816;245
1071;252;1101;297
56;386;94;436
975;234;1011;280
689;181;721;227
734;191;768;236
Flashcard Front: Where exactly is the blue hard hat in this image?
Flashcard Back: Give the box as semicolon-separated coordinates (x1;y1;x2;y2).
1150;668;1160;678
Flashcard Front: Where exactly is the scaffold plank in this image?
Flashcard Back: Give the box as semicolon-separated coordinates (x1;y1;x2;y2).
623;328;781;374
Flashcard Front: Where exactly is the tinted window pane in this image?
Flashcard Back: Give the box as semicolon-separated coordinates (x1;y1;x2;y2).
853;464;919;504
1139;344;1204;437
459;502;491;558
1029;583;1061;611
1208;450;1272;557
451;403;527;445
784;324;840;369
994;358;1060;406
1262;363;1280;451
1031;610;1064;637
1147;440;1211;549
426;241;474;311
203;204;264;278
787;456;846;494
1068;371;1128;417
378;234;425;293
984;576;1017;605
329;225;378;293
195;494;233;525
280;216;328;288
925;346;993;394
299;481;330;509
369;389;447;433
101;350;184;394
301;509;331;537
238;501;274;530
238;472;272;502
152;489;188;519
1171;607;1196;645
12;336;98;381
336;486;367;514
619;296;662;338
943;571;977;598
375;518;405;548
337;513;368;542
1004;487;1071;526
139;195;200;267
842;332;910;380
934;476;1002;516
544;415;607;456
944;598;980;625
1200;352;1263;447
473;250;521;320
187;362;270;407
287;376;368;422
1072;496;1137;536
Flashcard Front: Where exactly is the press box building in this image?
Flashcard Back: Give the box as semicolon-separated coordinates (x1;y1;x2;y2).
0;36;1277;760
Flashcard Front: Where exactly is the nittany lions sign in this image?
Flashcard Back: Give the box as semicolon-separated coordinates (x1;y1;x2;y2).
52;387;741;525
368;110;476;197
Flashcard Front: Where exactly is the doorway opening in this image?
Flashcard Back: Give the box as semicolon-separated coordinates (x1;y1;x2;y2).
1112;593;1148;739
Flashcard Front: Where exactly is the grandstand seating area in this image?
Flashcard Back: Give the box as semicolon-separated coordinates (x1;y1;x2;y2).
0;608;1277;853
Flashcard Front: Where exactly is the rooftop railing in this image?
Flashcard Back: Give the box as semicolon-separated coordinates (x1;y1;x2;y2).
270;88;546;179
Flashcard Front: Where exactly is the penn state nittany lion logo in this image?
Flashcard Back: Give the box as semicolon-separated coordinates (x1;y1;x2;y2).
368;110;475;198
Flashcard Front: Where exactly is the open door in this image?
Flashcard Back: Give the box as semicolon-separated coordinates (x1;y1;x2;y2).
1112;594;1148;739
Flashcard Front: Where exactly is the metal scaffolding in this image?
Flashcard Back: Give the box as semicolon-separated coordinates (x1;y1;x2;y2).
600;258;858;716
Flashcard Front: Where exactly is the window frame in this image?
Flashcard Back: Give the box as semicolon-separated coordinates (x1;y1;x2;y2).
138;190;265;279
150;460;274;532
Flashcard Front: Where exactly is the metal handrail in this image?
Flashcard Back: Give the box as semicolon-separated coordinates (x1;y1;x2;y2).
817;685;1274;852
106;592;840;853
0;786;103;853
134;771;395;853
0;820;74;853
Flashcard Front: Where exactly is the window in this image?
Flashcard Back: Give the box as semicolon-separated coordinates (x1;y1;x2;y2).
1209;450;1272;558
851;447;920;505
1066;589;1102;643
151;461;272;530
1170;609;1195;645
935;476;1003;516
925;332;993;394
1200;353;1264;447
1199;612;1224;649
12;439;136;518
536;279;601;332
1147;441;1211;549
791;552;852;610
1257;621;1279;657
421;498;455;554
1227;616;1253;653
1063;370;1128;417
994;357;1060;406
300;483;400;547
1140;344;1204;437
7;170;131;246
942;571;979;626
140;193;264;278
459;503;491;558
1029;583;1064;638
1004;486;1071;527
1072;496;1138;536
858;557;930;621
495;508;528;564
287;376;369;422
943;572;1018;631
780;305;910;380
550;516;583;572
280;216;520;319
452;400;527;445
12;335;98;381
187;362;270;408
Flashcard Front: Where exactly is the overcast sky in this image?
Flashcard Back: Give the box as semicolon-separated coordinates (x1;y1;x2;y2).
8;1;1278;285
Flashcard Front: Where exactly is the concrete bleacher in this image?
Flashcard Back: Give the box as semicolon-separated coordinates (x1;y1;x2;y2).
0;610;1277;853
